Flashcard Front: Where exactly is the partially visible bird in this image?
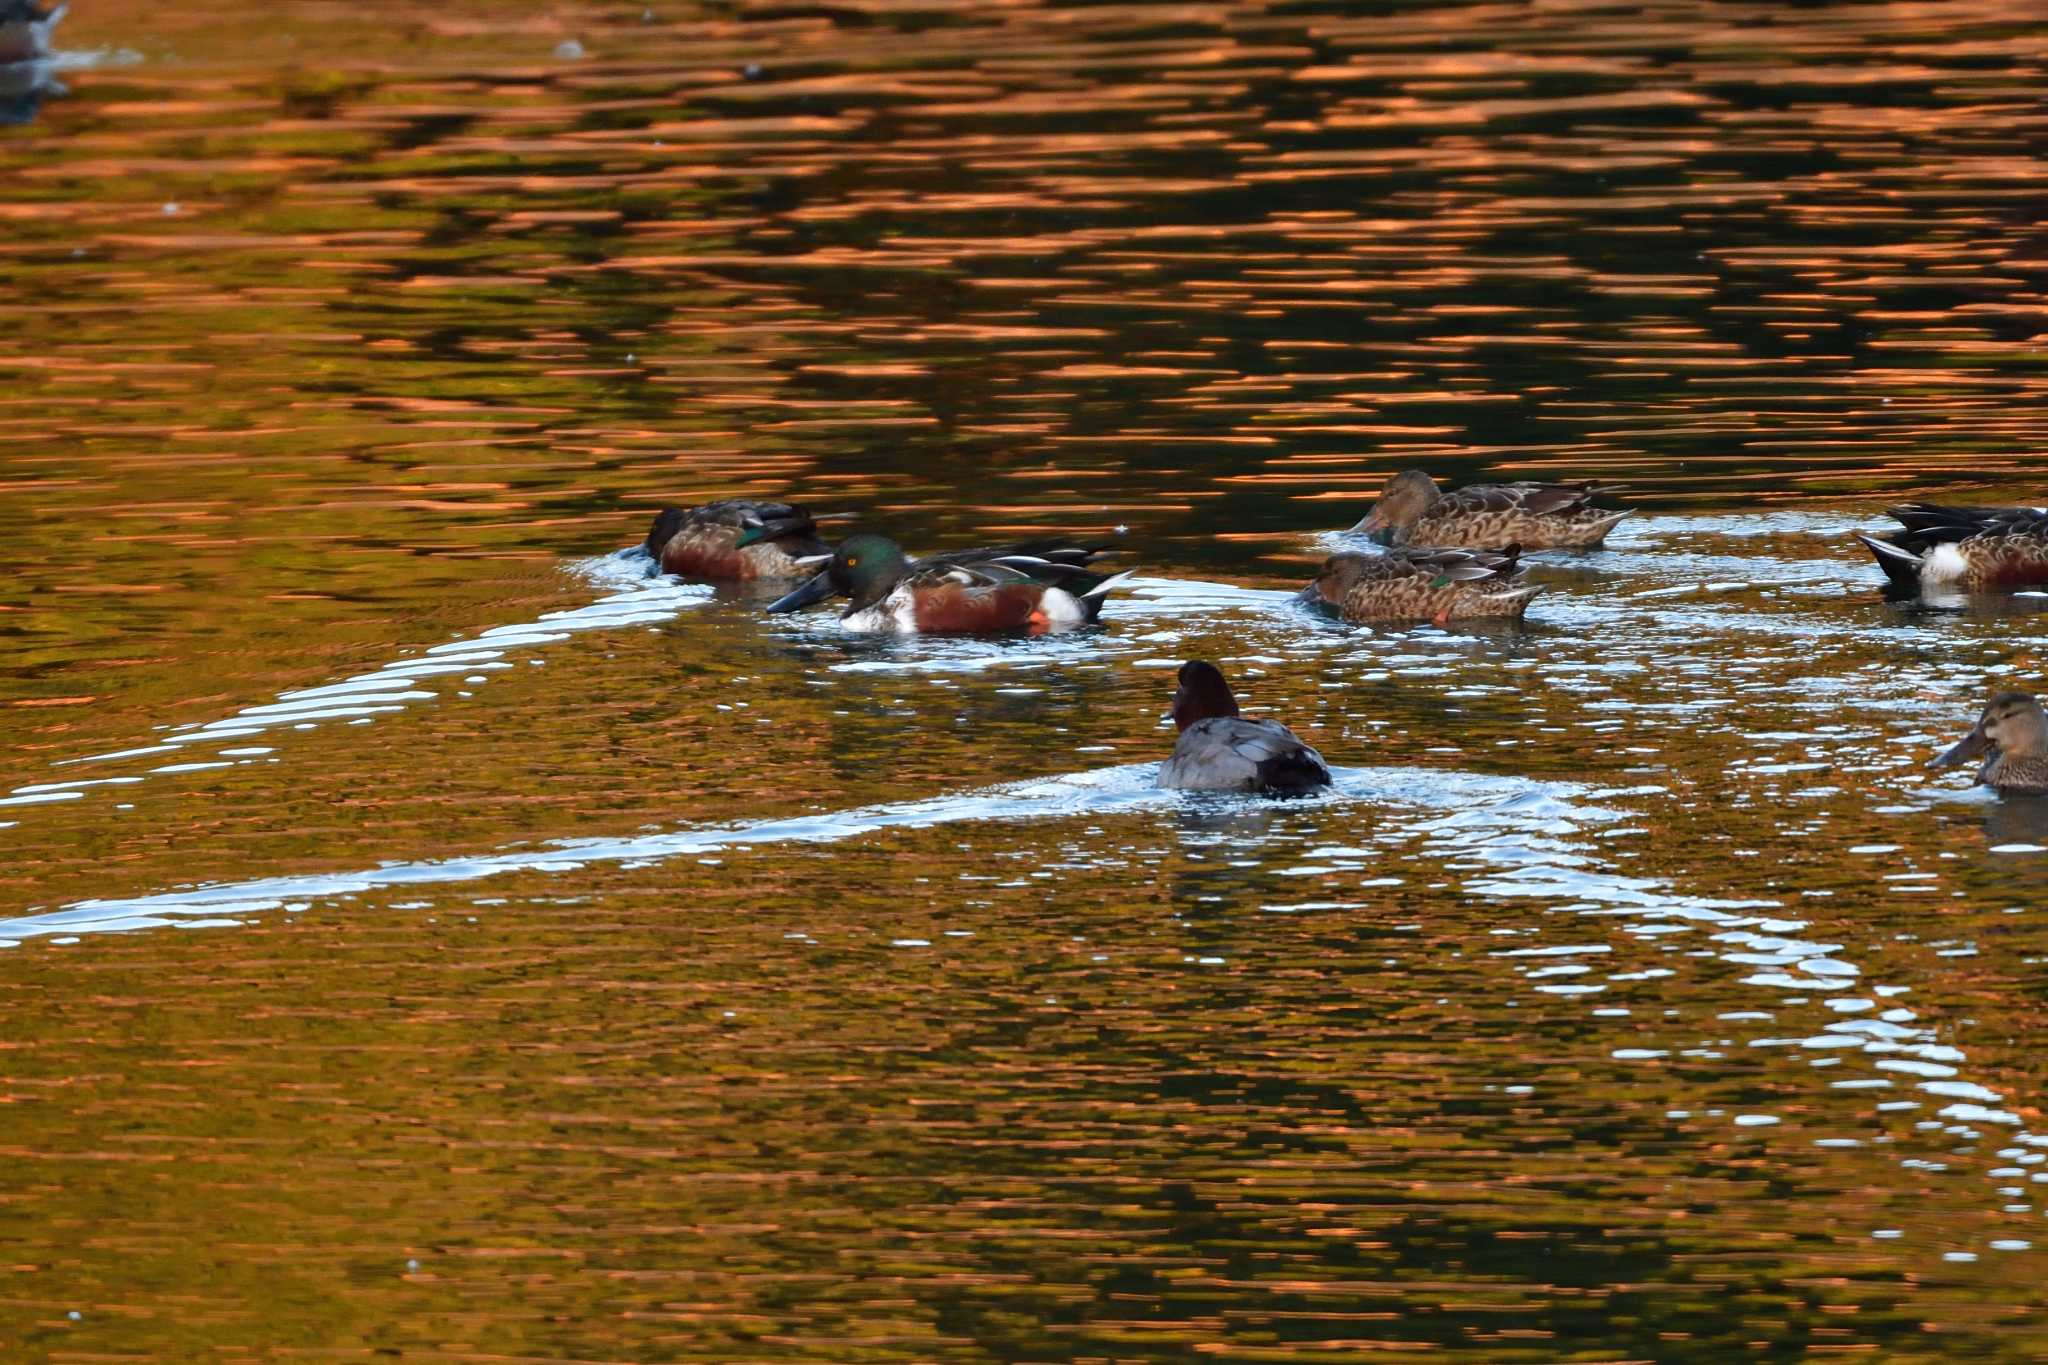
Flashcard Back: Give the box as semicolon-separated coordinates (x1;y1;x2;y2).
0;2;62;67
1299;545;1539;624
1931;691;2048;796
1855;503;2048;596
643;500;831;581
765;532;1131;634
1353;469;1631;550
1157;661;1331;796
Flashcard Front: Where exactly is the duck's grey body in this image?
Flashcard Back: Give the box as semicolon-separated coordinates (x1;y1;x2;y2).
0;3;61;67
1159;716;1330;796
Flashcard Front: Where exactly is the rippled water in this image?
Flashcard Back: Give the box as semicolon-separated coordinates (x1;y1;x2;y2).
7;1;2048;1358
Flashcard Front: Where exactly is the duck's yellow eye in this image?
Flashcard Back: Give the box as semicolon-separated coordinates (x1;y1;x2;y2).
846;556;859;567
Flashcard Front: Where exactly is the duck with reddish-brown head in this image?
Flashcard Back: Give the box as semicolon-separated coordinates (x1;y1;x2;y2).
766;533;1131;635
1158;661;1330;796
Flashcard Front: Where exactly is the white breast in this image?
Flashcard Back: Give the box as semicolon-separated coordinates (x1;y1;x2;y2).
840;585;920;633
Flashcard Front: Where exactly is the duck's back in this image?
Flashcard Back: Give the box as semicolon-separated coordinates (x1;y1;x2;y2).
1881;503;2048;590
1420;481;1630;550
1302;547;1538;622
647;500;827;579
1160;717;1331;795
901;541;1129;631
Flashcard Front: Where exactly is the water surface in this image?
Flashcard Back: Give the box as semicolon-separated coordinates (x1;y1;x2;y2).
6;0;2048;1358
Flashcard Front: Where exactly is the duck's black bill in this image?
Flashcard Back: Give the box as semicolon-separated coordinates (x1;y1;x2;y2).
765;571;835;613
1931;729;1989;770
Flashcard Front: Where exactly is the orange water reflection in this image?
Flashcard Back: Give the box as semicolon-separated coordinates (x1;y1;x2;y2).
5;0;2048;1357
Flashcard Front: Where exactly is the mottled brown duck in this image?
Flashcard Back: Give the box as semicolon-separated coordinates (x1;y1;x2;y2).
1855;503;2048;595
1931;692;2048;797
1353;469;1632;550
1298;546;1539;624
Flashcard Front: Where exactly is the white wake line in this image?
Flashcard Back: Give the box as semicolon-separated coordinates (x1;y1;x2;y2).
0;764;1610;941
0;560;1311;814
7;749;2037;1240
1420;805;2047;1249
0;553;705;813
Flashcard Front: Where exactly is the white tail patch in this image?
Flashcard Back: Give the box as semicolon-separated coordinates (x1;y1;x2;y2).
1923;542;1970;584
1036;589;1090;626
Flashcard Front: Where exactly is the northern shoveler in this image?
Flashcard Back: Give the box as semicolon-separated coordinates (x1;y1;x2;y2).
1353;469;1631;550
1299;546;1539;624
1931;692;2048;796
1158;660;1331;796
1855;503;2048;595
765;532;1131;634
0;2;60;66
644;499;831;581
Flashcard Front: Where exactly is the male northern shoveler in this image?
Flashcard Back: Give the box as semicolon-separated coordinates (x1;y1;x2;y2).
1299;546;1538;624
1855;503;2048;595
1931;692;2048;796
1353;469;1631;550
765;532;1131;634
0;2;61;66
644;499;831;580
1157;660;1331;796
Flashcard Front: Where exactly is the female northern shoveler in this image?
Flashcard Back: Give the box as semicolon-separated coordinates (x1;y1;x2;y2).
1855;503;2048;595
1931;692;2048;796
0;2;61;66
644;500;831;580
765;532;1131;634
1299;546;1538;624
1353;469;1631;550
1157;660;1331;796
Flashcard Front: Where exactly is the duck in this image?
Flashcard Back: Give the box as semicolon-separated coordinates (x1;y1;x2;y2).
1298;545;1539;624
1931;692;2048;796
1353;469;1631;550
1855;503;2048;595
0;2;61;67
643;499;831;580
765;532;1132;634
1158;661;1331;795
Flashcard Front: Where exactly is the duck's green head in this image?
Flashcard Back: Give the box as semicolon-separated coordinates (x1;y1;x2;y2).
765;533;909;613
1351;469;1440;542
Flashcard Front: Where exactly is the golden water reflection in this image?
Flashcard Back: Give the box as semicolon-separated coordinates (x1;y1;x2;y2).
5;0;2048;1358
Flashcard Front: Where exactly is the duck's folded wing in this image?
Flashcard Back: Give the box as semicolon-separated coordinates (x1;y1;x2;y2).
1165;718;1325;790
1887;502;2048;544
1389;545;1525;582
1437;482;1618;518
926;540;1115;587
1221;719;1323;768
